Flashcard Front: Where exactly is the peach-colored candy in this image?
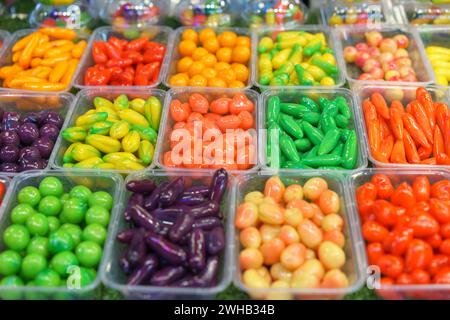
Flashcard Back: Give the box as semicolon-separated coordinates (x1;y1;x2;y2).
303;177;328;201
287;199;315;219
278;225;300;245
291;272;320;289
319;190;340;215
235;202;258;229
323;230;345;248
260;238;285;265
259;224;281;243
280;243;306;270
312;204;325;226
256;266;272;284
305;248;316;260
240;227;262;248
321;269;349;288
270;263;293;282
294;259;325;281
297;219;323;249
284;208;303;227
258;202;285;225
283;184;304;203
264;176;285;203
321;213;344;232
239;247;264;270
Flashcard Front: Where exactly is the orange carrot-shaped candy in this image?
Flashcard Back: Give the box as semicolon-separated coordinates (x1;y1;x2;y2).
434;102;448;134
402;113;431;148
416;87;436;131
403;131;421;164
390;100;405;114
418;145;432;160
379;135;394;161
389;107;404;140
390;140;407;164
410;100;433;144
433;126;445;158
371;92;390;119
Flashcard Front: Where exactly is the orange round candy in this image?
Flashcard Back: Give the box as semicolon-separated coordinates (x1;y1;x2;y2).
231;63;249;82
199;28;216;43
236;36;251;47
189;75;207;87
178;40;197;56
216;47;232;63
177;57;193;73
208;77;227;87
203;37;219;54
218;31;237;47
182;29;198;44
232;46;251;64
219;68;236;83
169;74;188;86
214;62;231;72
192;47;209;61
187;61;205;77
229;80;245;88
201;67;217;79
200;54;217;68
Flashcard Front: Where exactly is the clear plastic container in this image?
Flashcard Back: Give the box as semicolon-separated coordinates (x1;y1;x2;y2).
73;25;172;90
232;170;366;300
0;29;90;93
0;30;11;61
334;24;435;88
0;175;11;212
251;26;346;90
29;0;96;36
417;25;450;87
175;0;235;27
154;87;260;175
0;90;74;174
353;84;450;169
164;26;253;89
321;0;394;27
258;87;368;172
50;87;166;173
0;169;124;300
102;169;233;299
241;0;308;29
393;0;450;25
100;0;168;29
349;168;450;300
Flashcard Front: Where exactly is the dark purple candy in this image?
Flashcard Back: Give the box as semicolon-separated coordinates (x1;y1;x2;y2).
18;123;39;145
39;111;63;128
0;145;20;163
209;168;228;202
0;162;19;173
145;230;187;266
117;229;137;243
31;137;54;159
127;254;159;286
149;266;186;286
39;123;60;142
129;204;161;233
127;229;146;267
20;112;39;125
0;130;20;146
119;254;133;275
188;229;206;273
206;227;225;255
19;160;45;172
169;213;194;243
126;179;157;194
192;217;222;230
1;112;20;131
192;256;219;287
159;177;184;207
19;146;41;162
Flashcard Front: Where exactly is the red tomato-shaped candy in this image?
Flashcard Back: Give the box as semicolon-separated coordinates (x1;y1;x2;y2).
356;182;377;217
429;198;450;224
427;255;449;275
408;213;439;238
377;254;404;279
410;269;430;284
405;239;433;272
383;227;413;256
371;174;394;199
373;200;398;227
189;93;209;114
367;242;384;265
431;180;450;200
391;182;416;209
362;220;389;243
433;267;450;284
229;93;254;114
209;98;231;115
412;176;430;202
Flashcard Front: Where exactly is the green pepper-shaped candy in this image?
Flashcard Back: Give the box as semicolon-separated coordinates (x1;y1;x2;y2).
334;96;352;119
303;38;323;56
280;103;310;118
340;129;352;142
75;112;108;128
331;142;344;156
305;145;319;159
89;121;113;135
279;114;304;139
318;129;341;155
295;65;313;86
273;61;294;77
299;96;320;113
302;154;342;168
341;130;358;169
270;74;289;86
284;161;313;169
335;115;349;129
267;96;280;125
131;125;158;144
113;94;129;111
311;57;338;75
288;43;303;65
294;138;312;152
320;114;337;133
302;122;324;145
280;133;300;162
302;113;321;125
62;127;87;143
321;100;339;116
258;37;274;54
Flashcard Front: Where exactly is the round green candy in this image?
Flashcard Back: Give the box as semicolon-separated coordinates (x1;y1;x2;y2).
38;196;62;216
47;216;60;233
48;230;74;254
35;268;61;287
26;213;49;236
60;193;70;206
75;241;102;268
0;276;24;300
59;223;82;246
61;198;88;224
39;177;64;197
25;281;45;300
26;236;49;257
79;267;95;287
69;185;92;203
18;186;41;207
85;206;110;227
88;191;113;211
3;224;30;251
82;224;107;245
11;204;36;224
0;250;22;276
50;251;79;277
21;254;47;280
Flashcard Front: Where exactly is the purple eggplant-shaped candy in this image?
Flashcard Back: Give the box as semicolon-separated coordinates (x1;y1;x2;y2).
117;229;137;243
188;202;220;219
127;228;146;267
39;111;63;128
0;130;20;146
119;254;133;275
192;256;219;287
18;123;39;145
175;193;207;206
126;179;156;194
159;177;184;207
171;275;196;287
183;185;210;197
145;230;187;265
39;123;60;142
129;204;161;233
149;266;186;286
169;213;195;243
19;146;41;162
206;227;225;255
127;193;144;208
188;229;206;273
31;137;54;159
20;112;39;125
0;145;19;163
192;217;222;230
143;182;168;211
127;254;159;285
209;168;228;202
0;162;19;173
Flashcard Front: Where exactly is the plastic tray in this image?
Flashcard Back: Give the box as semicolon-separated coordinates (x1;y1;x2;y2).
258;87;368;172
353;84;450;169
0;90;74;175
393;0;450;25
0;30;11;61
0;169;124;300
320;0;395;26
164;26;253;90
417;25;450;87
0;174;11;212
154;87;260;175
50;87;166;173
102;169;234;299
0;29;90;93
232;170;366;299
73;25;173;90
333;24;435;88
349;168;450;300
251;26;346;91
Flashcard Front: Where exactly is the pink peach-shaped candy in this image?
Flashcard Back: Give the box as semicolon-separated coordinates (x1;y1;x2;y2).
358;73;373;81
379;38;398;53
343;46;358;63
385;70;401;81
355;42;369;52
394;48;409;59
367;47;380;57
365;30;383;47
362;58;381;73
393;34;409;49
395;57;412;68
401;74;418;82
382;60;399;72
398;66;414;78
355;51;370;67
369;67;384;80
379;52;394;64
